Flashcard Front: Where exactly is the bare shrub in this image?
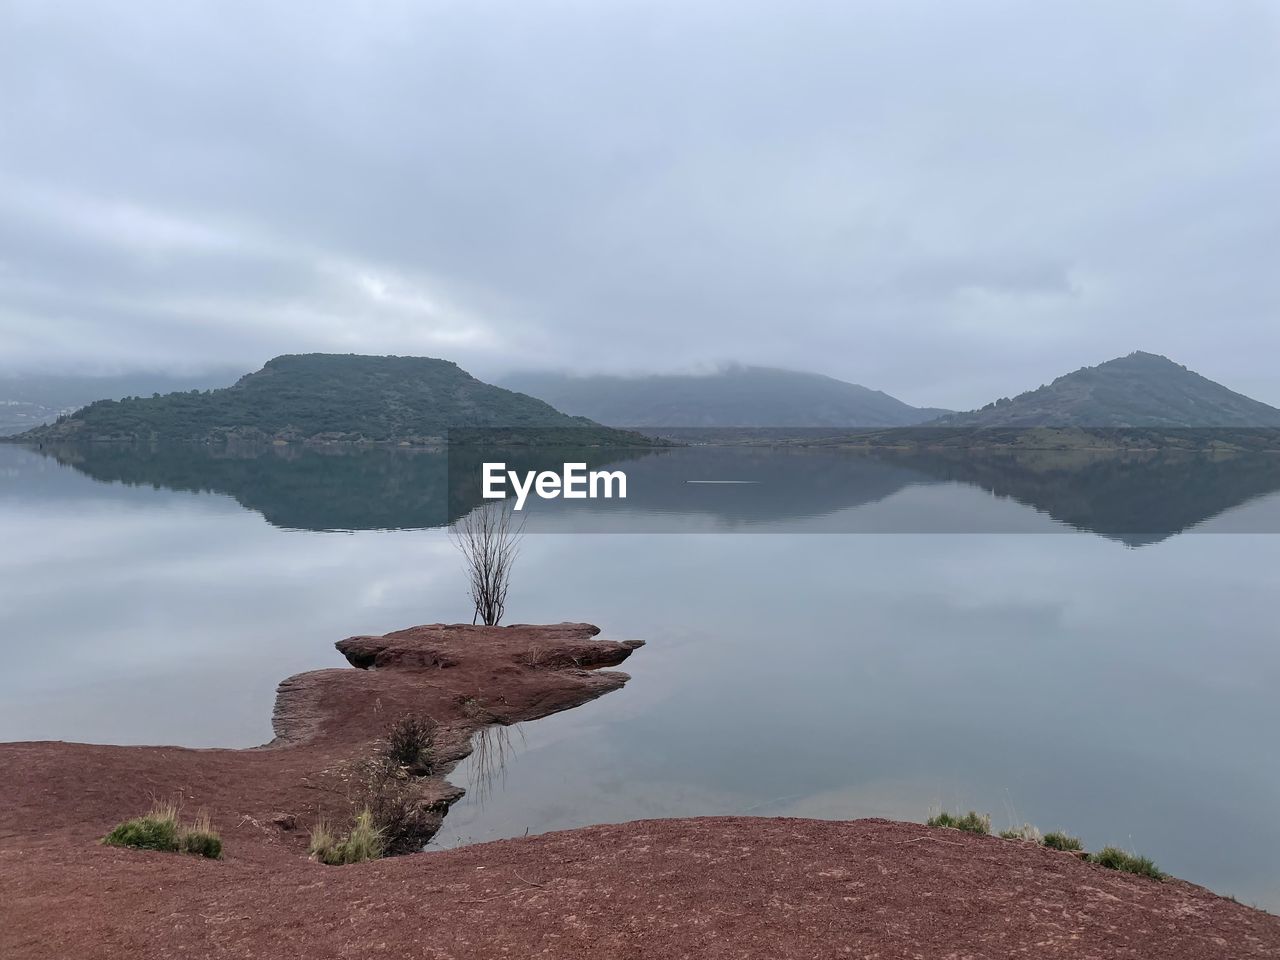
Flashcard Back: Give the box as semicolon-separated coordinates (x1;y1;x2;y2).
348;757;441;855
383;715;437;772
450;501;523;626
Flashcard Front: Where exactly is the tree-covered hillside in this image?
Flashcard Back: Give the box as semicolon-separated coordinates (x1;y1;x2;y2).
15;354;650;445
934;352;1280;428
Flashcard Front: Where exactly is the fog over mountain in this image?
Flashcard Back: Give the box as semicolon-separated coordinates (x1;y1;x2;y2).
500;367;950;428
2;2;1278;409
0;370;240;435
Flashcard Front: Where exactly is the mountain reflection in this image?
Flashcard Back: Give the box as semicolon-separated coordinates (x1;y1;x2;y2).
25;441;1280;544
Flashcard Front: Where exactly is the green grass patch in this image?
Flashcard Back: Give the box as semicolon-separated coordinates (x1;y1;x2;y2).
307;819;339;864
181;831;223;859
104;814;179;852
179;810;223;859
1043;831;1084;852
103;802;221;859
998;823;1042;842
1090;846;1165;880
309;809;385;866
927;810;991;835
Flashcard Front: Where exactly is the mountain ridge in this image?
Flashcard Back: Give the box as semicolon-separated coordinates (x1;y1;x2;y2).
11;353;651;445
498;365;950;428
10;351;1278;442
930;352;1280;428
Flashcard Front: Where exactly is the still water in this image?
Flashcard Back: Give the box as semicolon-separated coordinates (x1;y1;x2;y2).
1;442;1278;910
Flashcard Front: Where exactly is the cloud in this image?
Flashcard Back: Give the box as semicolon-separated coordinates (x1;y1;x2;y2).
0;0;1277;407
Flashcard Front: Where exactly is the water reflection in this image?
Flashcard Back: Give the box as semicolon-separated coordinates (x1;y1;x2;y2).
461;724;523;807
21;440;1280;544
875;447;1280;545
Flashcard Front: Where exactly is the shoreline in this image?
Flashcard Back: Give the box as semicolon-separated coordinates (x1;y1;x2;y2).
2;622;1277;959
0;623;644;869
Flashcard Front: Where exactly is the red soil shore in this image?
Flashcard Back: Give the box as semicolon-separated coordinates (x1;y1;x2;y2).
2;623;1277;959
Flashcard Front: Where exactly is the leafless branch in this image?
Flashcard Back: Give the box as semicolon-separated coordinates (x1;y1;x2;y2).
450;501;524;626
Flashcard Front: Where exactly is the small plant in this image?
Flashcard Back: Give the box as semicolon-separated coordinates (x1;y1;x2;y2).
103;801;221;859
180;809;223;859
347;755;440;855
344;809;384;862
1090;846;1165;880
999;823;1043;842
384;715;437;772
927;810;991;835
1043;831;1084;852
308;819;338;863
103;801;180;852
309;808;385;865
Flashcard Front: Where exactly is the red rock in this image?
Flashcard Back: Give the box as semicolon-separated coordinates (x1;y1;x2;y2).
2;623;1275;959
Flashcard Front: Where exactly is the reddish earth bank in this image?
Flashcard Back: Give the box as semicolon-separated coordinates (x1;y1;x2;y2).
2;623;1277;959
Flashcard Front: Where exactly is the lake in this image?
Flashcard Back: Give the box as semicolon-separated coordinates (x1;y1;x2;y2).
2;441;1278;911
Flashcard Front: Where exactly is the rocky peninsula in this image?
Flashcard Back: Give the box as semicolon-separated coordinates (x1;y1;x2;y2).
1;623;1276;959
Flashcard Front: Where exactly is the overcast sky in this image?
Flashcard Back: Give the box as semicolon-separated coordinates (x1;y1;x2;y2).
1;1;1277;409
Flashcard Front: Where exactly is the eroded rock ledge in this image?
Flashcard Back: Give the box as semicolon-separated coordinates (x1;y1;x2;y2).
335;621;643;672
0;621;644;868
268;622;642;753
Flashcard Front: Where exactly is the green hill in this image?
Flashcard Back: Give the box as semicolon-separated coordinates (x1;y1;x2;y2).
13;353;650;445
934;352;1280;428
498;366;950;428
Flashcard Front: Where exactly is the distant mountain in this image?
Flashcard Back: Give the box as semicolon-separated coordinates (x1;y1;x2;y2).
498;366;950;428
0;370;238;437
934;352;1280;428
13;354;649;445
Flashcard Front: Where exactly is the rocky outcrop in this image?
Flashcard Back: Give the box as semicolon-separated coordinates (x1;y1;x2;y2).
0;622;643;868
336;622;642;671
3;623;1279;958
